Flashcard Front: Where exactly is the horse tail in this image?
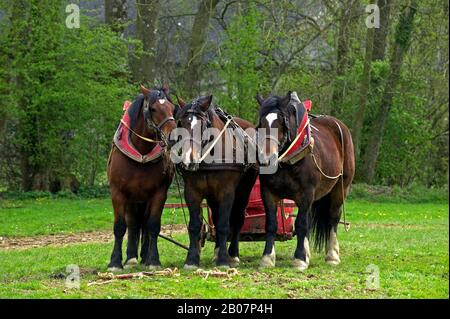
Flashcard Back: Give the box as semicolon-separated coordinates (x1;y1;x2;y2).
310;193;332;252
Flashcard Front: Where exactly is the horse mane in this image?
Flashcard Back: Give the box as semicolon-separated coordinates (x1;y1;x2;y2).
259;95;286;118
127;87;173;128
176;95;216;121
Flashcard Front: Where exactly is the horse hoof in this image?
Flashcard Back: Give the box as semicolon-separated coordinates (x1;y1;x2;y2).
229;256;240;267
184;264;199;270
216;264;230;270
124;258;138;269
325;257;341;266
146;264;162;270
293;259;309;272
259;248;276;268
107;266;122;272
325;252;341;266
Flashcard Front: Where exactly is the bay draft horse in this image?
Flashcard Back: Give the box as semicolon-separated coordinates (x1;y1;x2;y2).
174;95;258;268
256;91;355;271
107;85;176;271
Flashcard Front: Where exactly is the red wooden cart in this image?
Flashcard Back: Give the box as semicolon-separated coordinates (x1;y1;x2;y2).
163;177;296;250
203;177;296;243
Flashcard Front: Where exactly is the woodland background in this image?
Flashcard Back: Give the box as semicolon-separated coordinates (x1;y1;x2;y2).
0;0;448;193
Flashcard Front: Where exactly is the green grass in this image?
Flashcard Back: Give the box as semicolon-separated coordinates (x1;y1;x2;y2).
0;197;448;298
0;196;185;237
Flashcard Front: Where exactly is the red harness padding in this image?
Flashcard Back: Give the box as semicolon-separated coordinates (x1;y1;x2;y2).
113;101;164;163
278;100;313;164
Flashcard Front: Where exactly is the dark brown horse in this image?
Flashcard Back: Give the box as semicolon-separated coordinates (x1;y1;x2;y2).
173;95;258;268
107;85;176;271
256;91;355;271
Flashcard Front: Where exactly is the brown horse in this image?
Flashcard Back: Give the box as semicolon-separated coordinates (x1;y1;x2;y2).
256;91;355;271
174;95;258;268
107;85;176;271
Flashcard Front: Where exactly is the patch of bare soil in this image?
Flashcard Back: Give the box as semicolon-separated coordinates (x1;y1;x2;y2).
0;224;187;250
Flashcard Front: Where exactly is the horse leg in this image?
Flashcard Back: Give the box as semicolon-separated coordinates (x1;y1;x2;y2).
293;190;314;272
140;212;149;264
260;187;279;268
228;170;257;266
144;191;167;269
215;192;235;268
184;190;203;269
108;195;128;271
124;204;141;269
325;185;346;265
227;207;245;266
207;200;220;262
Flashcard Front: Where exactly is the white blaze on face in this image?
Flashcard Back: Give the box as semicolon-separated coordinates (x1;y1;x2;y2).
158;99;166;104
184;147;192;164
265;113;278;127
190;116;199;130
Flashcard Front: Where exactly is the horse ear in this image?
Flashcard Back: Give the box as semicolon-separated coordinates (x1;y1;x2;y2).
290;91;301;102
162;83;170;95
255;93;264;106
199;95;213;111
140;85;150;96
176;95;186;108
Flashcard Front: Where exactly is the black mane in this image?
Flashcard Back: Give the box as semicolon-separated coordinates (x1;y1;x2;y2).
259;95;285;118
176;95;215;121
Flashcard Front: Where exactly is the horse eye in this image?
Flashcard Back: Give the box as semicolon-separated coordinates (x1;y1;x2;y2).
150;107;157;112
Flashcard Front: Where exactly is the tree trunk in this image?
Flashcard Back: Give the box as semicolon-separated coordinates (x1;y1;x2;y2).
352;26;375;163
331;0;358;116
135;0;161;84
372;0;393;61
105;0;128;34
360;0;418;183
183;0;220;94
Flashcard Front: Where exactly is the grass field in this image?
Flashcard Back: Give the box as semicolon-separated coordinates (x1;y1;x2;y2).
0;195;448;298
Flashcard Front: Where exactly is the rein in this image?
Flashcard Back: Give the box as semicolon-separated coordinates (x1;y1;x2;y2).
120;119;161;144
278;118;310;162
198;118;232;163
309;119;349;232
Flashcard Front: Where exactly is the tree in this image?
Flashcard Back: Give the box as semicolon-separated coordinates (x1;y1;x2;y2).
372;0;393;61
360;0;418;183
135;0;161;84
105;0;128;34
183;0;220;94
0;0;132;191
330;0;358;116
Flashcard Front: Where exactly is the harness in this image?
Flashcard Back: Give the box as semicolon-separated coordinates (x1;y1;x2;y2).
113;95;175;164
277;100;314;165
176;101;253;173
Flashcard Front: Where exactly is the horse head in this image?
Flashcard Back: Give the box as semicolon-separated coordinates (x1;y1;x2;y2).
174;95;215;170
139;84;177;145
256;91;307;162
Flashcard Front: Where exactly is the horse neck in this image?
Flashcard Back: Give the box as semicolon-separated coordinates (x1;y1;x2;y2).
131;112;158;154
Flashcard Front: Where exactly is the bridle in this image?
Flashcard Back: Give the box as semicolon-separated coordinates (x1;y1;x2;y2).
176;99;212;149
142;93;175;145
258;102;306;158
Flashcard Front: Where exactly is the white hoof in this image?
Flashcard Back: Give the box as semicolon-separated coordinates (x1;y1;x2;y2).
124;258;138;269
184;264;199;270
259;248;276;268
107;267;122;272
293;259;309;272
325;254;341;266
229;256;240;267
